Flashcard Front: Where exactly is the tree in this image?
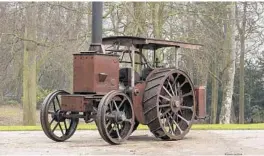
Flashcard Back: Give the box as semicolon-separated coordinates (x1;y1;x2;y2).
23;2;37;125
219;3;236;124
236;2;247;124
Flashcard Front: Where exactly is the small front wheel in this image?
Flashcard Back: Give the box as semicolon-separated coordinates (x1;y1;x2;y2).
97;90;135;145
40;90;79;142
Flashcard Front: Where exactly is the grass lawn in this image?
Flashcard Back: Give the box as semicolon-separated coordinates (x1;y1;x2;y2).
1;104;264;131
1;123;264;131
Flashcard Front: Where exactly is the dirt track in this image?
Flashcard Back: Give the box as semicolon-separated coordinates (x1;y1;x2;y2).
0;130;264;155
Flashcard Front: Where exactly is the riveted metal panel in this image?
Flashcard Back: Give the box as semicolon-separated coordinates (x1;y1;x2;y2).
73;53;119;94
61;95;86;112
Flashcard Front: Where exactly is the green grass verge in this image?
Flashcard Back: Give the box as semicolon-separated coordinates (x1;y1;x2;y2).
1;123;264;131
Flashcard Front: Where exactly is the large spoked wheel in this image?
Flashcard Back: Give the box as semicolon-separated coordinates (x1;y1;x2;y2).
40;90;79;142
143;69;196;140
97;90;135;145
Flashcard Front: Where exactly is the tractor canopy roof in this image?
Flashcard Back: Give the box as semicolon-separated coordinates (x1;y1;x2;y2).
102;36;202;50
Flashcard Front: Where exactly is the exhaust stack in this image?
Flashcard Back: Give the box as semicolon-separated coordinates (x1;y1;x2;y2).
89;2;103;52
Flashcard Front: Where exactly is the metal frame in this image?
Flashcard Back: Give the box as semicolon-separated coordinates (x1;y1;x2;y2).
101;36;202;87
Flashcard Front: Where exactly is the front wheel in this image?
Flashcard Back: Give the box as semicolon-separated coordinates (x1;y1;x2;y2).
96;90;135;145
40;90;79;142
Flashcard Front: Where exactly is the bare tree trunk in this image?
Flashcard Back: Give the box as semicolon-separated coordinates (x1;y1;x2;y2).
237;2;247;124
239;32;245;124
210;59;219;124
133;2;146;72
219;3;236;124
151;3;164;64
23;2;37;125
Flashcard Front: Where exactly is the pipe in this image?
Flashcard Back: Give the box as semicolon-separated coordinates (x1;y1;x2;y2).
90;2;103;52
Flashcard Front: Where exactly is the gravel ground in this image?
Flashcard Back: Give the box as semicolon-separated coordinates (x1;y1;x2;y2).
0;130;264;155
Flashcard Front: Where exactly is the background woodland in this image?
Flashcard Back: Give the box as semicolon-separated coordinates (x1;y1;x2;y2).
0;2;264;125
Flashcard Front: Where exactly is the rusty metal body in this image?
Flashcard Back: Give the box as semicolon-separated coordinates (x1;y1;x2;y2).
60;36;205;121
40;35;206;145
73;53;119;94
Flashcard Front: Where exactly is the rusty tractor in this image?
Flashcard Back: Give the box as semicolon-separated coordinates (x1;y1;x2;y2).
40;2;206;145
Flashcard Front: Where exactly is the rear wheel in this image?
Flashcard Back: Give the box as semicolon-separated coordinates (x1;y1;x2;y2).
143;69;196;140
40;90;79;142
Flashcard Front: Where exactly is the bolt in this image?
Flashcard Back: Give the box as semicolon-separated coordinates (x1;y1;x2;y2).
134;89;140;96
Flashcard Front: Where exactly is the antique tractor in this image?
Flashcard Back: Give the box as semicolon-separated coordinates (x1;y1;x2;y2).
40;2;205;145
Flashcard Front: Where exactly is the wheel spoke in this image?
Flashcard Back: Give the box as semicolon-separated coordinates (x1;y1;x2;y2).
172;74;180;87
166;114;174;134
123;118;132;123
163;114;167;127
179;79;188;88
180;105;193;111
109;101;113;112
169;111;176;129
159;95;171;101
167;80;175;96
52;101;56;112
113;100;119;112
49;118;55;127
56;96;61;109
122;104;127;113
63;120;68;132
174;84;178;97
171;121;175;134
106;120;112;128
58;122;64;135
105;114;115;119
177;114;190;126
108;124;115;134
162;86;172;97
168;113;183;134
176;122;183;134
118;98;126;109
159;104;170;108
116;124;122;140
52;122;59;132
160;109;170;118
182;91;192;98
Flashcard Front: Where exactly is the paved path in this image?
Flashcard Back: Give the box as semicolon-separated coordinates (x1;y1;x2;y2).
0;130;264;155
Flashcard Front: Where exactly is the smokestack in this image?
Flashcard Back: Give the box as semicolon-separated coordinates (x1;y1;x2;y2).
89;2;103;52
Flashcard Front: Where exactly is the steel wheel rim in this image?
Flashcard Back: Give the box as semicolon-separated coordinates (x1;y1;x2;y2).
98;91;135;145
40;90;78;141
157;70;195;140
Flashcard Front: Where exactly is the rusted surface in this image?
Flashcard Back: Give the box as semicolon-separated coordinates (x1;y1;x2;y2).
132;82;146;124
73;53;119;94
61;94;106;112
102;36;202;50
61;95;86;112
195;86;206;119
143;68;196;140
